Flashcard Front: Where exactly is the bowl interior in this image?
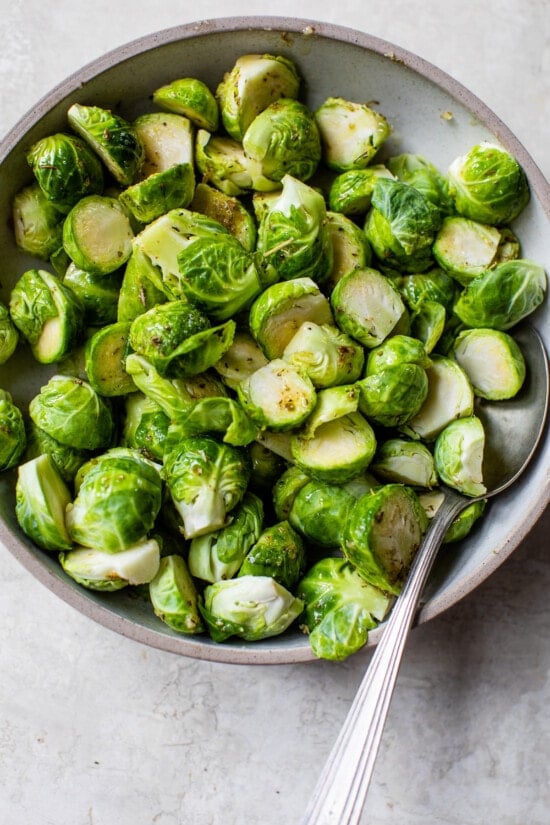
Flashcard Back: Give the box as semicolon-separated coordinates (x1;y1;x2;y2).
0;17;548;664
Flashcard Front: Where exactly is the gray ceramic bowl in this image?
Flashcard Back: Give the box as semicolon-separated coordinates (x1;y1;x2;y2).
0;17;548;664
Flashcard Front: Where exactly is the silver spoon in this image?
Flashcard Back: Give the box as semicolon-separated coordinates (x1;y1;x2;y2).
302;322;549;825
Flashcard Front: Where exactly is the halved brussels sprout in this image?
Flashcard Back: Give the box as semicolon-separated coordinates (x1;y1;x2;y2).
249;276;334;360
63;262;122;326
200;575;303;642
242;98;321;183
117;246;168;322
256;174;333;285
15;453;73;551
290;411;377;484
149;554;204;634
447;142;529;225
188;492;264;583
282;322;365;388
12;182;65;260
9;268;83;363
237;358;317;431
386;153;454;214
299;384;359;439
365;334;432;375
212;331;268;391
453;259;547;330
272;465;311;522
400;355;474;442
357;363;429;428
365;177;442;274
288;479;356;548
68;103;144;186
119;163;195;224
399;268;458;313
0;393;26;471
371;438;437;488
128;300;210;370
315;97;391;171
410;300;446;354
342;484;428;595
121;393;169;462
442;499;487;544
324;211;372;291
163;435;250;539
328;166;395;216
433;216;519;285
434;415;487;497
451;328;526;400
29;374;115;450
153;77;219;131
298;556;392;661
27;132;104;212
60;537;161;591
84;321;136;396
195;130;279;196
330;267;405;348
0;302;19;364
190;182;257;251
133;112;194;175
66;448;163;552
63;195;134;276
216;53;300;141
239;520;306;589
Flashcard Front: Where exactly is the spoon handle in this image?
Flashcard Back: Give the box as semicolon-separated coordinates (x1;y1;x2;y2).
301;489;466;825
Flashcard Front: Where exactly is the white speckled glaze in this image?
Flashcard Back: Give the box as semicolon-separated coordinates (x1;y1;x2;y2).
0;17;548;665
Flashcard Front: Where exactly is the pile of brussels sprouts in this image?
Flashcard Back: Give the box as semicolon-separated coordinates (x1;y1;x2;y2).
0;53;546;661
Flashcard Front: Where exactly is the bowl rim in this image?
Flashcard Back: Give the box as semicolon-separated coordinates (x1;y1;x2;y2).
1;15;549;665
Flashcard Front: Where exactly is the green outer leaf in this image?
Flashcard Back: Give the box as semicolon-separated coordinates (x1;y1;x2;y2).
15;454;73;552
26;132;104;211
238;520;306;589
68;104;144;186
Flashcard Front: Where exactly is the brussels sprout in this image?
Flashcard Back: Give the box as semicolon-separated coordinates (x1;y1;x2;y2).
133;112;194;175
399;268;458;314
163;435;250;539
242;98;321;183
176;234;262;320
15;453;73;551
254;430;294;463
62;195;134;276
315;97;391;171
66;448;163;552
60;536;161;591
288;479;356;548
29;374;114;450
216;53;300;141
365;334;432;375
272;465;311;522
174;397;259;446
190;182;257;251
386;153;454;214
248;442;286;491
342;484;428;595
324;211;372;291
12;182;65;259
453;259;547;330
238;520;306;589
447;142;530;225
26;133;104;212
0;302;19;364
124;353;196;420
128;300;210;370
153;77;219;131
410;300;446;354
442;498;487;544
328;166;395;216
68;103;144;186
401;355;474;442
121;392;169;461
0;394;26;471
300;384;359;439
149;554;204;633
249;276;334;360
330;267;405;348
433;216;520;285
237;358;317;431
212;330;269;390
119;163;196;224
117;246;169;322
434;415;487;497
24;421;90;483
9;268;83;363
84;321;136;396
365;177;442;273
370;438;437;488
290;411;377;484
195;130;279;196
356;363;429;428
298;556;392;661
256;174;333;285
451;327;526;400
188;492;264;583
282;322;364;388
63;262;122;326
200;575;303;642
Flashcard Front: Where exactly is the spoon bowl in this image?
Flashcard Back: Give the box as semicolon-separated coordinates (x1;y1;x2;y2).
302;323;549;825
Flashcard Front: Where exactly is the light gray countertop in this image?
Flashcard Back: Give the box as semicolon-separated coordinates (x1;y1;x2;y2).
0;2;548;824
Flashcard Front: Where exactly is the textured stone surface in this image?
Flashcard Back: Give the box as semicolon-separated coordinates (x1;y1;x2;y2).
0;2;548;824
